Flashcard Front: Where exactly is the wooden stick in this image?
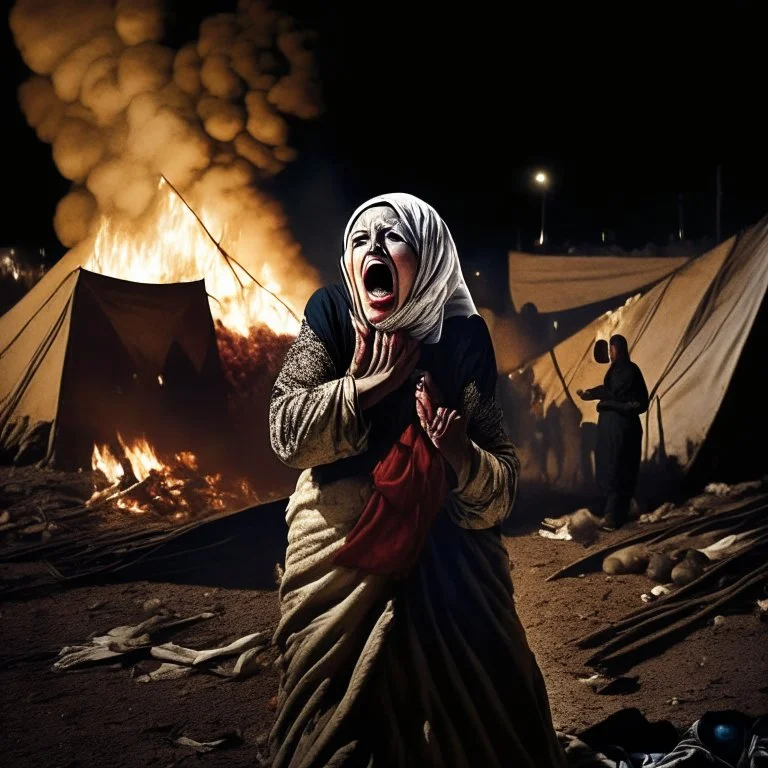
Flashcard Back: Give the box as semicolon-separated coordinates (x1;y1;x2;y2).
584;550;768;653
1;499;288;592
160;175;299;323
574;530;768;648
589;564;768;672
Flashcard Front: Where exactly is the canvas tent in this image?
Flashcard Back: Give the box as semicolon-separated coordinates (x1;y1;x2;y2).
501;216;768;496
485;251;691;371
507;251;690;314
0;267;229;470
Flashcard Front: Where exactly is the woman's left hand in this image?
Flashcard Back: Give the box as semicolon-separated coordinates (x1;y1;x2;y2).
416;379;472;475
428;407;472;475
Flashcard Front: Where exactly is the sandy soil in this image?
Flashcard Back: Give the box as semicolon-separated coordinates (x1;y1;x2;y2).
0;490;766;767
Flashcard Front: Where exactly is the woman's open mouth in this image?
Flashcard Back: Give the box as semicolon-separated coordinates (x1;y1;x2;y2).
363;258;396;310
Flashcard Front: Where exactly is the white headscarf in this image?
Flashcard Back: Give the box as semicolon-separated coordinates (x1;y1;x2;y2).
341;193;477;344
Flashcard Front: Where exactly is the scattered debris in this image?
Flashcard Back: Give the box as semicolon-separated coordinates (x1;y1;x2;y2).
560;487;768;673
577;673;640;695
705;480;765;497
53;612;216;671
174;731;243;754
639;501;683;524
640;479;767;524
641;584;672;603
150;630;269;679
135;663;194;683
538;526;572;541
539;508;601;545
52;607;271;683
142;598;165;615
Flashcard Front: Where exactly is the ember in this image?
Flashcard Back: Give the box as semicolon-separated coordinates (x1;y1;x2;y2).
215;321;294;401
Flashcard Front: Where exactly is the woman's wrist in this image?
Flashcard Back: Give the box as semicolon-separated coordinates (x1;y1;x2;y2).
353;373;388;411
442;435;473;478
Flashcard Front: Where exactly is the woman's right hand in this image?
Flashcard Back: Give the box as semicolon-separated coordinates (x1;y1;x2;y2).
348;316;419;410
576;388;588;401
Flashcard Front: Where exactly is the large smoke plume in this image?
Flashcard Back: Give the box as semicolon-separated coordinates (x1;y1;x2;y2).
9;0;322;314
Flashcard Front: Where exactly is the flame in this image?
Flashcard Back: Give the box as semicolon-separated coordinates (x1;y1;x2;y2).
91;442;124;484
116;499;147;515
89;435;259;518
84;180;299;337
117;433;163;482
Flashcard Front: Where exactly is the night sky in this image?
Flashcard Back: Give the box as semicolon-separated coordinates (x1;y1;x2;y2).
2;0;767;284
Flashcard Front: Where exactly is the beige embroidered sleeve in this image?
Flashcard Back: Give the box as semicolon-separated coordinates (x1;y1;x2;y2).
448;381;520;530
269;321;369;469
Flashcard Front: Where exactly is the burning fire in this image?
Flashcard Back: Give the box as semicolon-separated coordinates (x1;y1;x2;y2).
89;434;258;519
84;179;300;338
80;182;300;517
91;434;162;487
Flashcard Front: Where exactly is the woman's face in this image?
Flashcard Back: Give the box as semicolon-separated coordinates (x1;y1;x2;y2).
344;205;418;325
609;342;619;363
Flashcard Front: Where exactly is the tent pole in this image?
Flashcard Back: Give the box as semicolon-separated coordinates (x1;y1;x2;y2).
159;175;299;323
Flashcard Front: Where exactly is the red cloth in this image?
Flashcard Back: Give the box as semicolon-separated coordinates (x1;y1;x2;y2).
334;423;448;578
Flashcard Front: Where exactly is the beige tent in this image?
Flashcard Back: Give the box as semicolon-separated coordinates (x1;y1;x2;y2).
507;251;690;314
0;266;229;469
0;241;300;503
487;251;690;371
502;218;768;493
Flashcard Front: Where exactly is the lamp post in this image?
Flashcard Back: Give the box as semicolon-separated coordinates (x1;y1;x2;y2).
534;171;549;246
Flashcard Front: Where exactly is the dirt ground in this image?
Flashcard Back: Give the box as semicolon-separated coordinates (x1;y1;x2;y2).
0;492;766;767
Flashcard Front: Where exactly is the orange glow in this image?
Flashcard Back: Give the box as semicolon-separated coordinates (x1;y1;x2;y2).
84;179;299;337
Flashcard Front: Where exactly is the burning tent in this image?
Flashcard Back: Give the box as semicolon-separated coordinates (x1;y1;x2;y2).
2;0;324;523
502;216;768;497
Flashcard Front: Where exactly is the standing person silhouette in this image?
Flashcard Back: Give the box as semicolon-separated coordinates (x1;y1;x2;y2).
577;334;649;530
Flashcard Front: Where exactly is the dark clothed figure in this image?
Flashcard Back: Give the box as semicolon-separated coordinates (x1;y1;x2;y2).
579;335;648;529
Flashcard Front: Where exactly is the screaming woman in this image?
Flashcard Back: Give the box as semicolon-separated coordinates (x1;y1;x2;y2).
268;193;567;768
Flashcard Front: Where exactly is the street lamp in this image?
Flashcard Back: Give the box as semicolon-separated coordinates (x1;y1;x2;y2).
534;171;549;246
